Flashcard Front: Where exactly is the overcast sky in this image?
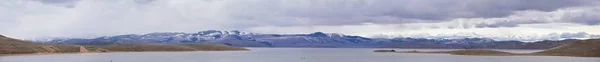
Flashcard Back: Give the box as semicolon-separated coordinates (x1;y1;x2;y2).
1;0;600;39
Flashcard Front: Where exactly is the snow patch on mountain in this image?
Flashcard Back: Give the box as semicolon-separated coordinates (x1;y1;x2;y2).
373;32;600;42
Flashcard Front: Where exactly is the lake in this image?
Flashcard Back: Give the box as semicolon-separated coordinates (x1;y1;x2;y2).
1;48;599;62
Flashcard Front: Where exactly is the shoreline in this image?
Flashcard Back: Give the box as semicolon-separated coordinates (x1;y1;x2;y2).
375;49;599;58
0;50;250;57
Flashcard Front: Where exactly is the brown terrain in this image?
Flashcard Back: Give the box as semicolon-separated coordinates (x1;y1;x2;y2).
0;35;248;56
0;35;80;54
373;50;396;52
378;38;600;57
532;39;600;57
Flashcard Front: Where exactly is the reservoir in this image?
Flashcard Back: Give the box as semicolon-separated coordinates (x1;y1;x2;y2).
1;48;598;62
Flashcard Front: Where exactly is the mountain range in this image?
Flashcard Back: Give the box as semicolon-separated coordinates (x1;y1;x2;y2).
40;30;578;49
374;32;600;42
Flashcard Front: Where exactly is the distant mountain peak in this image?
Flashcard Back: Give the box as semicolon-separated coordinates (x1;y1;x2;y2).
196;30;253;36
309;32;328;37
36;30;584;49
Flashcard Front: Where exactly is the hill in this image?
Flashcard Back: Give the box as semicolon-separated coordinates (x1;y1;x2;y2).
0;35;80;54
533;39;600;57
1;35;248;55
387;38;600;57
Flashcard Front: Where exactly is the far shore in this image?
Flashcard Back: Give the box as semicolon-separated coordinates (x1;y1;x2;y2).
0;50;250;57
374;49;599;58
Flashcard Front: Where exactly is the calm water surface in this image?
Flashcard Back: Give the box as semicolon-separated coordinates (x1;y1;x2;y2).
1;48;599;62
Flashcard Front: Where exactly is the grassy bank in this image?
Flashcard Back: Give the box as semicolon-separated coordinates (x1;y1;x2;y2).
378;39;600;57
0;35;248;56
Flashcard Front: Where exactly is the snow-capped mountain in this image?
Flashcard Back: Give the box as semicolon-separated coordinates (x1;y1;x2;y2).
377;32;600;42
40;30;580;48
44;30;387;47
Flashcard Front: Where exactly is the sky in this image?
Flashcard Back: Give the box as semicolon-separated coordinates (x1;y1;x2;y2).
1;0;600;41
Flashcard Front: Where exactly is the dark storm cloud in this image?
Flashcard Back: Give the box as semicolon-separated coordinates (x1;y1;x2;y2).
222;0;599;27
569;18;600;25
562;11;600;25
25;0;600;27
3;0;600;39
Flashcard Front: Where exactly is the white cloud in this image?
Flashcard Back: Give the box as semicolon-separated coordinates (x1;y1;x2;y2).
246;6;600;41
0;0;599;40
